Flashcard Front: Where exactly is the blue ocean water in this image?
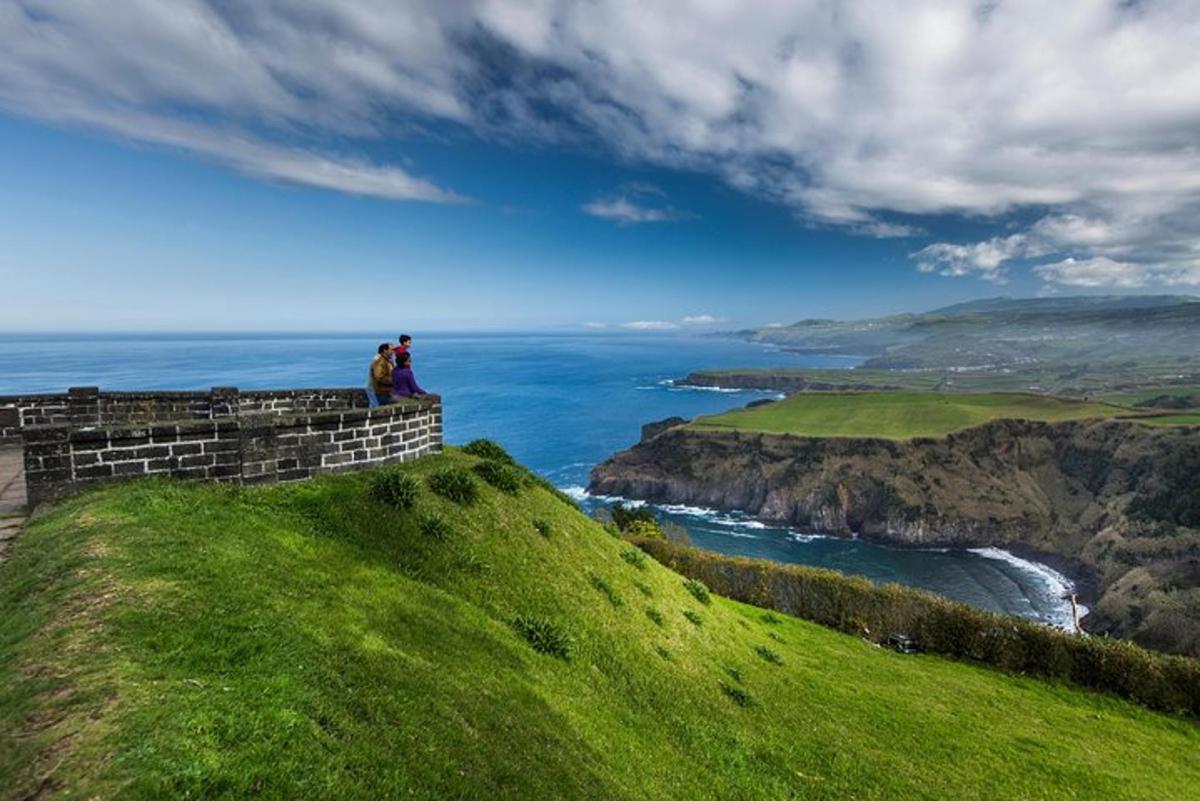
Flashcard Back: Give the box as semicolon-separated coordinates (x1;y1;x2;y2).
0;332;1077;626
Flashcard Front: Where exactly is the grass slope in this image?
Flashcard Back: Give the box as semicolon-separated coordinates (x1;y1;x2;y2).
691;391;1138;439
2;450;1197;799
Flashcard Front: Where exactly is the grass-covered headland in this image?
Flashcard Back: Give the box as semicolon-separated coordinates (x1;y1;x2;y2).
2;448;1198;799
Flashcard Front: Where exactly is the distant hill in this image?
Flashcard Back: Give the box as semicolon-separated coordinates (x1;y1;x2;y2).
927;294;1199;317
741;295;1200;371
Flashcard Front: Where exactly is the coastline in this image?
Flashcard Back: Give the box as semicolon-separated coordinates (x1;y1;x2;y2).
566;484;1085;629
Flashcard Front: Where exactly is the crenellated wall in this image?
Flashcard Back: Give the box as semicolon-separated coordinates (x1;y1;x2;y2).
3;387;442;504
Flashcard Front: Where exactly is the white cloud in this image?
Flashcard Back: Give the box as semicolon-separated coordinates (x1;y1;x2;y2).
680;314;724;325
620;320;680;331
1034;257;1200;288
582;197;676;224
3;0;1200;275
583;183;692;224
0;0;469;202
583;321;607;329
912;234;1040;282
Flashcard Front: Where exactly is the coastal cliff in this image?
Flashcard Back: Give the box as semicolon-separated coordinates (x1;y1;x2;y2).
590;418;1200;655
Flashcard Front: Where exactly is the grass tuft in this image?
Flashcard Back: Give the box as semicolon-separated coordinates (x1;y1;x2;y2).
428;467;480;505
719;680;754;707
419;511;454;541
620;548;648;570
645;607;664;627
533;519;552;538
589;574;624;608
472;460;526;495
683;578;711;605
755;645;784;665
511;615;574;660
368;468;421;510
683;610;703;627
462;439;516;463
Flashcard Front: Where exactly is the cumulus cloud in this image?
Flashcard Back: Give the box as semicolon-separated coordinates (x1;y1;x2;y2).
680;314;724;325
3;0;1200;281
912;234;1042;282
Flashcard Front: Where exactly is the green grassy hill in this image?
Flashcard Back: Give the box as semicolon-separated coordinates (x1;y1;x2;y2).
691;391;1141;439
2;449;1197;799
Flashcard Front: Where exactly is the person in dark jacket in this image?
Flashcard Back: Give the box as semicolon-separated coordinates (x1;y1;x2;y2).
391;352;427;399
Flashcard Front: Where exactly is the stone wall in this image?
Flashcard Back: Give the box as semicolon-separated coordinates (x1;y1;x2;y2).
7;387;441;504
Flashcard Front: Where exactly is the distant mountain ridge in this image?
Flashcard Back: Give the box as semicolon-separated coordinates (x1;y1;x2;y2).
738;295;1200;370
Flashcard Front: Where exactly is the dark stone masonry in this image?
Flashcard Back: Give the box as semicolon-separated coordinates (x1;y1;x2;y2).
0;387;442;505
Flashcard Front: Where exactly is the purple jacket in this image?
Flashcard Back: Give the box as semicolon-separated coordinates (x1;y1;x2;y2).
391;367;427;398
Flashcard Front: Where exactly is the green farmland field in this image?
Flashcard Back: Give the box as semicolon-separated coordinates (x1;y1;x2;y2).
691;391;1143;439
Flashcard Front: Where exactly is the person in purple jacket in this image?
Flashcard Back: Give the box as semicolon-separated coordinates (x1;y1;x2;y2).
391;352;428;399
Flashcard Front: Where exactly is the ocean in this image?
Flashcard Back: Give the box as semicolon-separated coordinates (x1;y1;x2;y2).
0;331;1079;627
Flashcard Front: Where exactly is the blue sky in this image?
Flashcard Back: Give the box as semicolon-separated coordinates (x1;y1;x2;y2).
1;2;1198;332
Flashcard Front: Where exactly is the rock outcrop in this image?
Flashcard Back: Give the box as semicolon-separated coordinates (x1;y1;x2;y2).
590;418;1200;656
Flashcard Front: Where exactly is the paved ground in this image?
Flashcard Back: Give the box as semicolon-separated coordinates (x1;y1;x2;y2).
0;446;28;562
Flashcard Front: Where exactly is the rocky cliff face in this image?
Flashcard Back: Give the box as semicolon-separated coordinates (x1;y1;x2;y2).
589;418;1200;656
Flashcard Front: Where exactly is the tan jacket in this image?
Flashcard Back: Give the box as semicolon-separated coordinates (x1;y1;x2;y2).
370;354;394;393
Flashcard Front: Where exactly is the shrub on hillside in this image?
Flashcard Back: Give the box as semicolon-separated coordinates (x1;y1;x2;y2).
683;578;711;605
533;519;552;538
662;521;692;545
683;610;703;627
368;469;420;510
428;467;479;505
631;537;1200;718
473;460;526;494
645;607;664;627
462;439;516;463
624;519;665;540
511;615;574;660
611;503;657;532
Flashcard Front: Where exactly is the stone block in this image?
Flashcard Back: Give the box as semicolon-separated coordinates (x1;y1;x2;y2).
76;463;114;479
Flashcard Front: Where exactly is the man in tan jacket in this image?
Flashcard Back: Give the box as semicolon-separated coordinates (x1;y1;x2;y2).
367;343;394;407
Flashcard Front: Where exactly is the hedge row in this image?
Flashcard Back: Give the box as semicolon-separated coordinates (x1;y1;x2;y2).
632;538;1200;718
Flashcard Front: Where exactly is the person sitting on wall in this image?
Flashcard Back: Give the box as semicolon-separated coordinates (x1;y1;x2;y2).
391;351;428;399
367;343;394;408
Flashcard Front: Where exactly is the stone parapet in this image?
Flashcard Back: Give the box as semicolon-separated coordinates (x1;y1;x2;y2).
7;387;440;504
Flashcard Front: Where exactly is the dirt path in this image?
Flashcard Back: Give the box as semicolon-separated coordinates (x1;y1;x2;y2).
0;446;27;562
